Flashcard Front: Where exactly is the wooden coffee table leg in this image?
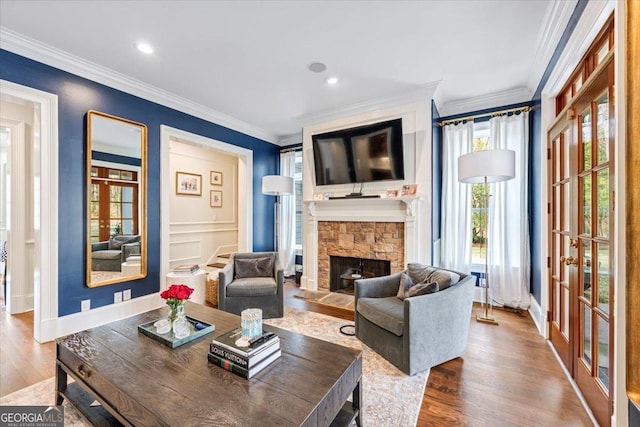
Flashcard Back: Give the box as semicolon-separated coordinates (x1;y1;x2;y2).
55;362;67;405
353;378;362;426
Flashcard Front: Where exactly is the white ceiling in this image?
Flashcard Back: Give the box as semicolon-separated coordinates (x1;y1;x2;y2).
0;0;573;144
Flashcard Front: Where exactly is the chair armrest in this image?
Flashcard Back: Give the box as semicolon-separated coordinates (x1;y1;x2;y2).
274;258;284;294
121;242;140;262
218;257;235;288
355;271;403;301
91;241;109;252
404;275;475;348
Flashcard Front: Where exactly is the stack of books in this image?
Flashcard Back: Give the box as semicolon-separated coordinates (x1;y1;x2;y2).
208;328;281;379
172;264;200;274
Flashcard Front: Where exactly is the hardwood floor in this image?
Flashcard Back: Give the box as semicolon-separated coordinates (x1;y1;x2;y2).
0;308;56;397
1;285;593;426
420;306;594;426
285;283;593;426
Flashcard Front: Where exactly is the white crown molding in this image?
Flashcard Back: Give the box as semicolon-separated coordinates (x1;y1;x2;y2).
438;87;532;117
541;0;614;97
526;0;579;94
431;85;444;117
0;27;278;144
278;133;303;147
299;81;441;128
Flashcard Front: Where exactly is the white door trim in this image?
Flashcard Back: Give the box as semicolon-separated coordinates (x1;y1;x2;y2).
0;79;59;343
159;125;253;285
1;120;31;314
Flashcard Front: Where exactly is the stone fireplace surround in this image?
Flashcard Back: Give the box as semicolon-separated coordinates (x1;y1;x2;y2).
318;221;404;291
302;197;423;292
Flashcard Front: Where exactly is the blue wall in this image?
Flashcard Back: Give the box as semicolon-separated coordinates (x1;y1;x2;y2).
529;102;543;302
431;100;442;264
0;49;280;316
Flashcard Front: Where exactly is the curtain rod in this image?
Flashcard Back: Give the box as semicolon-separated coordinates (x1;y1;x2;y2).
280;146;302;153
438;105;533;127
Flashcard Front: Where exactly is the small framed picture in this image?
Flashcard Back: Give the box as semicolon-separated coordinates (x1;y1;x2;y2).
313;194;324;201
386;189;399;198
210;170;223;186
401;184;418;196
176;172;202;196
210;190;223;207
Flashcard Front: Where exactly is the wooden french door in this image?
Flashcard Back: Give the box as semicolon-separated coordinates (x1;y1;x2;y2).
90;179;138;242
548;61;614;427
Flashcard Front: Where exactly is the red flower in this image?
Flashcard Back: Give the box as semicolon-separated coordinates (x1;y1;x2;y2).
161;284;194;302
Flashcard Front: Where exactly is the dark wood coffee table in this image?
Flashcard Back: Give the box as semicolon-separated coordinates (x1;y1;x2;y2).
55;302;362;426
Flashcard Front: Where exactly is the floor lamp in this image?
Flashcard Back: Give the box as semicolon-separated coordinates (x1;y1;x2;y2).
262;175;293;251
458;149;515;325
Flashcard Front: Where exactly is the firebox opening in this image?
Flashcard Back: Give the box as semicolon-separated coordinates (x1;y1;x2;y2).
329;256;391;295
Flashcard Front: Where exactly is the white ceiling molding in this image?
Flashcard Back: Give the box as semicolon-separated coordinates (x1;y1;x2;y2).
541;0;615;97
438;87;532;117
299;81;440;129
431;85;445;117
0;27;278;144
278;133;303;147
525;0;579;94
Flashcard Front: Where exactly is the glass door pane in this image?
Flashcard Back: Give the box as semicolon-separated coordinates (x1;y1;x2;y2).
596;314;610;391
596;92;609;164
597;244;610;314
596;169;609;237
581;175;592;235
581;108;592;171
582;303;592;365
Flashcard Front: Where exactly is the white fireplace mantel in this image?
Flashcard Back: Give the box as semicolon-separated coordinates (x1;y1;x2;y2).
301;196;424;291
304;196;422;222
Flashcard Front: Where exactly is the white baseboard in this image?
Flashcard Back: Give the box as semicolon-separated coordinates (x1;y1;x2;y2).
528;294;544;335
301;276;316;291
38;317;60;343
547;342;600;427
57;294;163;338
9;293;34;314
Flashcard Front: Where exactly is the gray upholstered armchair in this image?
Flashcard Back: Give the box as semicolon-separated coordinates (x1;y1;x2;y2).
355;265;475;375
91;235;141;272
218;252;284;319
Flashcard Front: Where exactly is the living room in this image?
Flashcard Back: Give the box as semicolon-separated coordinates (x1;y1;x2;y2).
1;1;638;426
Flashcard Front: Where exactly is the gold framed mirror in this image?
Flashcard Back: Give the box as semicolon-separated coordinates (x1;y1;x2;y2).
86;110;147;287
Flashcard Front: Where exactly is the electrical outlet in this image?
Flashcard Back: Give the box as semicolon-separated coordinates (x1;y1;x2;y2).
123;289;131;301
114;291;123;304
81;299;91;312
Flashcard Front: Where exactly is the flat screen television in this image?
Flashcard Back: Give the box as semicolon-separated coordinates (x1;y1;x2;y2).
312;118;404;186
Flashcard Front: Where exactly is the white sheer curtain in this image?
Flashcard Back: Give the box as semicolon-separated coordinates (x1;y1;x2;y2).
440;121;473;273
278;151;296;276
488;112;531;309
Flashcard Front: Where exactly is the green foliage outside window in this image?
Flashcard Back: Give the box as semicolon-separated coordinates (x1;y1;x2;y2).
471;136;489;260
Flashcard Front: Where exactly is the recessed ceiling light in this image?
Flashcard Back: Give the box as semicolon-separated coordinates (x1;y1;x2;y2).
325;77;339;85
308;62;327;73
136;42;154;54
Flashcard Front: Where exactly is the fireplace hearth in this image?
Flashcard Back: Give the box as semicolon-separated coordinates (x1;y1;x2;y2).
329;255;391;295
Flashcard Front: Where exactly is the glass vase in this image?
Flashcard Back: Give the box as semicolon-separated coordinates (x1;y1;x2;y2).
171;303;190;339
168;301;184;324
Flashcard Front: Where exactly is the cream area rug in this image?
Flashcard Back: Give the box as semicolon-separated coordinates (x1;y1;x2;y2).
1;307;427;427
293;289;356;310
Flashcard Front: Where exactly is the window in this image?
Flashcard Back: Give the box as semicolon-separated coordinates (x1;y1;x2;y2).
471;123;490;264
294;151;303;248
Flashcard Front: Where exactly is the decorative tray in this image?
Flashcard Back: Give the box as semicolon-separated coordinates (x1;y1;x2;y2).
138;316;215;348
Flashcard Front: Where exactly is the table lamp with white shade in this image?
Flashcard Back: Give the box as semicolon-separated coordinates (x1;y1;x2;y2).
458;149;515;325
